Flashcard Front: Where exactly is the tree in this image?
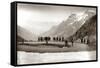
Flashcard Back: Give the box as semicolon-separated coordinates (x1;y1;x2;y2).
58;37;61;41
53;37;56;41
44;37;51;44
38;37;43;41
61;37;64;41
56;37;59;41
40;37;43;41
38;37;41;41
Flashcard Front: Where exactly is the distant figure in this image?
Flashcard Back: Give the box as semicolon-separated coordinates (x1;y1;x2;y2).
71;38;74;46
81;38;83;43
64;40;69;47
83;38;85;43
87;38;90;44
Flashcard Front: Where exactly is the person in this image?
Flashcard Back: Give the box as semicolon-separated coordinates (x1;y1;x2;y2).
71;38;74;46
87;38;90;44
64;40;68;47
83;38;85;43
81;38;83;43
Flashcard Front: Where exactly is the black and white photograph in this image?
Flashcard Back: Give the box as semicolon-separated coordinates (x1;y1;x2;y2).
16;2;97;65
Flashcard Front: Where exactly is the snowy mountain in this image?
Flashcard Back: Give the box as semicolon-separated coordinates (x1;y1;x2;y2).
17;26;37;41
43;10;96;38
69;14;97;42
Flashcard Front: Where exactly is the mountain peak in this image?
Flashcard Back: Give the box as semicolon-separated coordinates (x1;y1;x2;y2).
42;10;96;39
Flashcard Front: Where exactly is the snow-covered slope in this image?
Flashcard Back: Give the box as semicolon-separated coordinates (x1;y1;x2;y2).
43;10;96;38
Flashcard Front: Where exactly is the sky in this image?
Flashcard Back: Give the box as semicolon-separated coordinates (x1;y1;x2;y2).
17;3;96;35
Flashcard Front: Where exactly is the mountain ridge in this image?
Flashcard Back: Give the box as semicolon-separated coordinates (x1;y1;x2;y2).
42;10;96;38
17;26;37;41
